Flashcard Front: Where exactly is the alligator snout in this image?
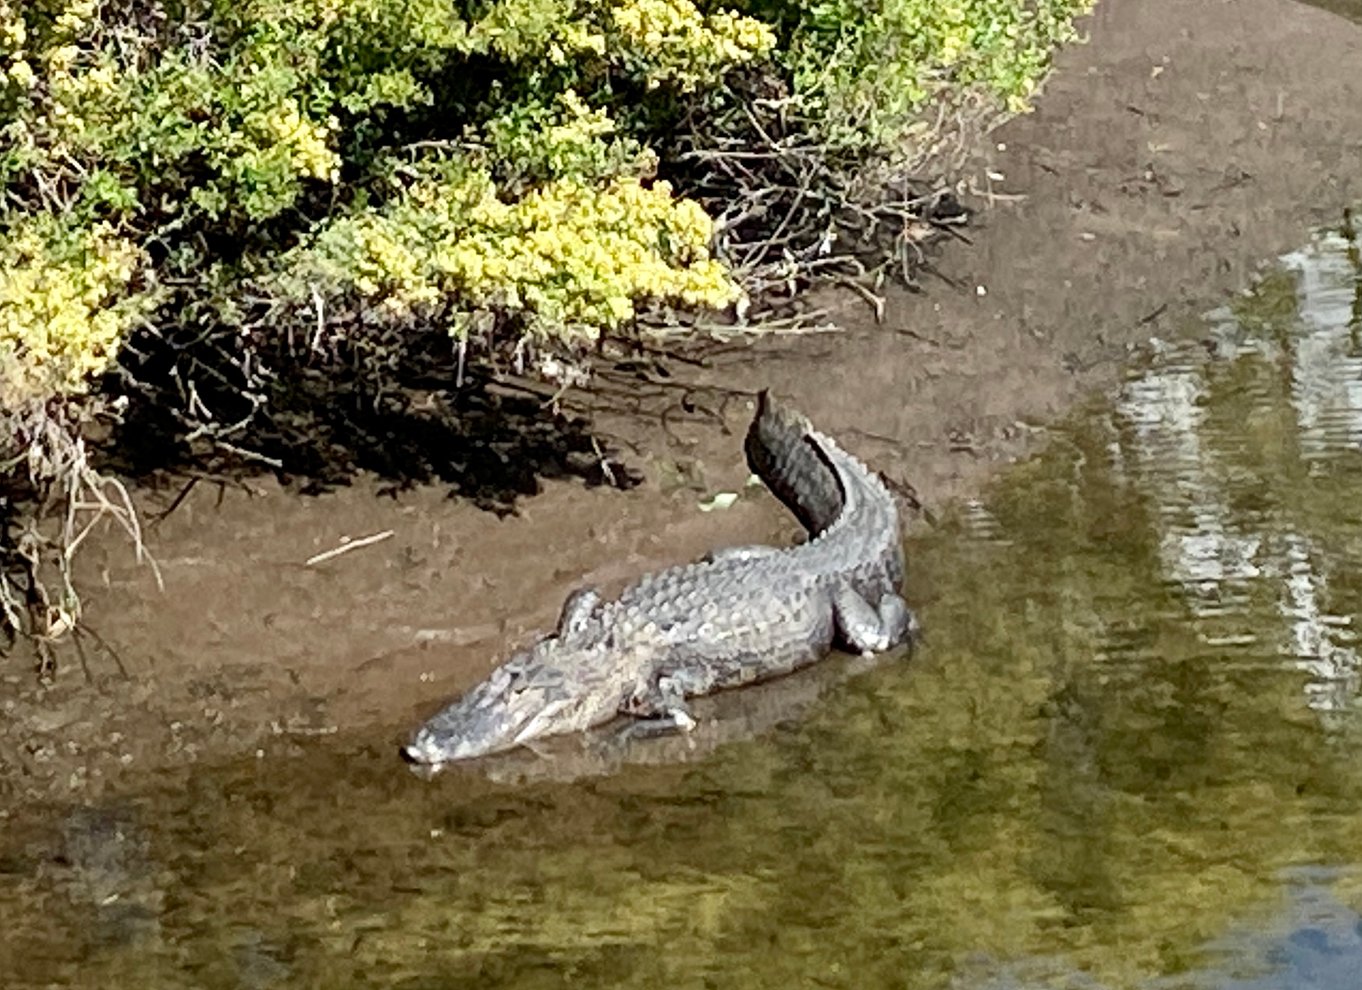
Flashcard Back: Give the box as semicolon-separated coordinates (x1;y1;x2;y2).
399;736;442;768
400;725;473;768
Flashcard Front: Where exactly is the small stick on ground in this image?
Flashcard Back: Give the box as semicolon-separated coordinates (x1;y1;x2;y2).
151;476;199;528
305;530;395;567
77;623;132;680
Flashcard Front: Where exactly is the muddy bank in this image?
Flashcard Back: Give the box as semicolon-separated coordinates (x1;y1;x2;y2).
3;0;1361;803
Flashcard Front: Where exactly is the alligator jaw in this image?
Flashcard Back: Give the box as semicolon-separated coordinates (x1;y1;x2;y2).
401;708;537;768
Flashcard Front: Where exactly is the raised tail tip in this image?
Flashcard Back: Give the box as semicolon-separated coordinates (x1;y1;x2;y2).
750;389;812;436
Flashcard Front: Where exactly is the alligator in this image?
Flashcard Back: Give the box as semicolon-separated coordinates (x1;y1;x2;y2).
402;391;915;769
476;650;901;786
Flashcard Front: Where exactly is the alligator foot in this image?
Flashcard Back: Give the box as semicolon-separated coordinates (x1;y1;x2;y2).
615;708;698;743
619;674;697;737
832;583;916;656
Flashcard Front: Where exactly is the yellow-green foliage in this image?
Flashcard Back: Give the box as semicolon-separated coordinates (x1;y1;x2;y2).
784;0;1095;150
0;0;1092;413
0;215;159;408
282;159;741;340
484;89;655;191
0;0;779;409
610;0;777;92
4;1;347;223
282;90;743;339
455;0;774;83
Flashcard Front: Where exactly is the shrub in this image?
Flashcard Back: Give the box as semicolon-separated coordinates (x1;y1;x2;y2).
274;157;741;343
3;0;1091;409
781;0;1092;153
0;214;160;410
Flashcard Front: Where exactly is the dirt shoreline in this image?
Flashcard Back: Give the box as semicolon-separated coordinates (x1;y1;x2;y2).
3;0;1361;803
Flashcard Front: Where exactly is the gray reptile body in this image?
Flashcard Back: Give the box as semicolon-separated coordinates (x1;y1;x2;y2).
402;392;914;768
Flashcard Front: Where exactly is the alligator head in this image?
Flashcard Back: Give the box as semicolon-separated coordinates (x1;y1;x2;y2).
401;636;624;769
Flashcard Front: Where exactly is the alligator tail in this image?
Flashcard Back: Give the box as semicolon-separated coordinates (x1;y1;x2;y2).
744;390;846;536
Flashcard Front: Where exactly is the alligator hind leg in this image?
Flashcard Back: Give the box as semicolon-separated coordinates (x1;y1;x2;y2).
831;582;916;655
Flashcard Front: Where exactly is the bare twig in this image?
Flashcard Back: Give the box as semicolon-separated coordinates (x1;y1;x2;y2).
304;530;395;567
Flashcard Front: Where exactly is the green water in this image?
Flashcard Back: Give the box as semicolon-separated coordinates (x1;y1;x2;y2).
3;212;1362;988
1304;0;1362;23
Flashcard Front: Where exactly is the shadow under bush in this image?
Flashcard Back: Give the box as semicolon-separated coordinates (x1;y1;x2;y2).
107;329;643;516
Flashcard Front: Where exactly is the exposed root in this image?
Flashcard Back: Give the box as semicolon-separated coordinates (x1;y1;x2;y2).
1;401;161;665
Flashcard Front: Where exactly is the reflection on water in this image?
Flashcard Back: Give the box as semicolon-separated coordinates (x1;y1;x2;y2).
1115;221;1362;717
2;212;1362;988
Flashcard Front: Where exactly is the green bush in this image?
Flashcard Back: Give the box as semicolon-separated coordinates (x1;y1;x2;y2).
2;0;1091;410
0;213;160;410
275;155;741;342
780;0;1092;152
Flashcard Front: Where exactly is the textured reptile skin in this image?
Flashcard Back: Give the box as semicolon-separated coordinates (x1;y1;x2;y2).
402;391;913;768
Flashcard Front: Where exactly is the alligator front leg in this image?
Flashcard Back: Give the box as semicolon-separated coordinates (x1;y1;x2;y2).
555;587;601;645
831;581;916;656
618;674;698;736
